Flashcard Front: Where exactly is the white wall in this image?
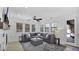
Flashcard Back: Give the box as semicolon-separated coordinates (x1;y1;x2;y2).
0;8;3;19
75;16;79;47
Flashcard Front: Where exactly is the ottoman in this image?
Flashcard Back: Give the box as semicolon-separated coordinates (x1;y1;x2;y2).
31;37;43;46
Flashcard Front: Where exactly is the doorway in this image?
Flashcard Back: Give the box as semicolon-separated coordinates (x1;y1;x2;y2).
66;19;75;45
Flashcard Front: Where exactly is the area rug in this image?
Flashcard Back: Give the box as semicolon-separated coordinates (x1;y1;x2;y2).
20;42;66;51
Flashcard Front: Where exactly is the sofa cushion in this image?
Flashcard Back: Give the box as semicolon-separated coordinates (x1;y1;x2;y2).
27;33;30;38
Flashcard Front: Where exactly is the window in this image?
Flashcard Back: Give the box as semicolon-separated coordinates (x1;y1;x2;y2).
45;24;49;32
16;23;23;32
32;24;35;32
25;24;30;32
40;25;44;32
45;27;49;32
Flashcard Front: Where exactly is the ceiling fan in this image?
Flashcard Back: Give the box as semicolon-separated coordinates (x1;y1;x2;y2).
33;16;42;22
2;7;9;24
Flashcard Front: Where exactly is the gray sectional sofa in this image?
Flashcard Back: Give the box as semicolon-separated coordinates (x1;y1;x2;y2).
19;33;59;45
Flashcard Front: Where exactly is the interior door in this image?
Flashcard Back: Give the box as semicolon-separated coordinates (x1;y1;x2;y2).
66;19;76;46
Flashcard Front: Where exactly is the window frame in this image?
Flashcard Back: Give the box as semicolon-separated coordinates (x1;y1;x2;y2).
25;24;30;32
16;23;23;32
32;24;35;32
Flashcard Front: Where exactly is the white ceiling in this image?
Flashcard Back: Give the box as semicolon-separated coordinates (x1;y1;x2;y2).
0;7;79;20
9;7;79;17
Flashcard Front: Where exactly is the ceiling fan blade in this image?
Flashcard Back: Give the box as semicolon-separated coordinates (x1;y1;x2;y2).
6;7;9;15
2;8;5;18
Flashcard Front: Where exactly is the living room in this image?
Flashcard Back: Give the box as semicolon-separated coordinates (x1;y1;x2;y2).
0;7;79;51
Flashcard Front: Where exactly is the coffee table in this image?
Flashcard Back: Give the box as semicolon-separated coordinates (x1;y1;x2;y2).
31;37;43;46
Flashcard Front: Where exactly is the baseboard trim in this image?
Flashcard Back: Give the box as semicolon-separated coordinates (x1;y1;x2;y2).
65;44;79;48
